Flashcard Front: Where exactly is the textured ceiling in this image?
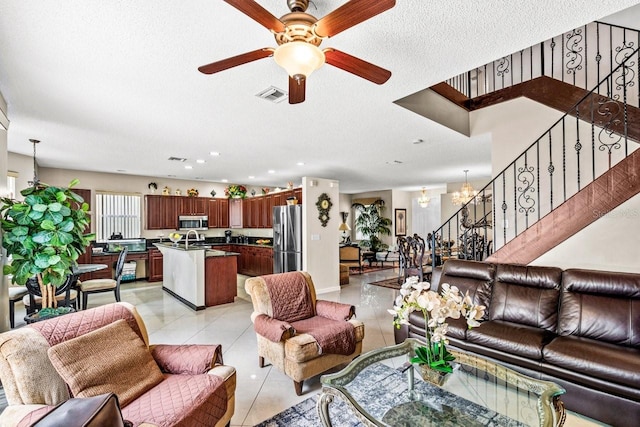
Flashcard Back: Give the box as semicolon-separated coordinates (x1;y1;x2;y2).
1;0;639;193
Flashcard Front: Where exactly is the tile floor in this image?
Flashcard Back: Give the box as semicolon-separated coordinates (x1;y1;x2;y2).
11;268;607;426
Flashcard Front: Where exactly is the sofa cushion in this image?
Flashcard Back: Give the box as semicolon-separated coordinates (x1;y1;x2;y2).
121;373;227;427
543;336;640;389
491;264;562;331
47;319;164;407
559;269;640;347
466;320;556;360
438;260;494;319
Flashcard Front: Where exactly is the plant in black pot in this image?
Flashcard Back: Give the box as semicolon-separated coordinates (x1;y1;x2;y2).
351;199;392;252
1;179;94;319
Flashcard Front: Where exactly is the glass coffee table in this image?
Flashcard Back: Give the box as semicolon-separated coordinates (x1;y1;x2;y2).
318;338;566;427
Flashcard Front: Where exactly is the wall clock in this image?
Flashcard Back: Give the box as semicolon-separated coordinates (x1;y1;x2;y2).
315;193;333;227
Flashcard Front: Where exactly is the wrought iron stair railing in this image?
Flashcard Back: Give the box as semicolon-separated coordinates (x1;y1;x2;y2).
446;21;640;109
431;44;640;267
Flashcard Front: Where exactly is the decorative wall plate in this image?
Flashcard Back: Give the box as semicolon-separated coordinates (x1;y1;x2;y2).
316;193;333;227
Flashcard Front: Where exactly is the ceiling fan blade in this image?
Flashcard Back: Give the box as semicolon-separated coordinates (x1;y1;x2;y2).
314;0;395;38
289;76;306;104
324;49;391;84
198;48;273;74
224;0;285;33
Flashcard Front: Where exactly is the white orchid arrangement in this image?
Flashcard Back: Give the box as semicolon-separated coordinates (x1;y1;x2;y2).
389;276;486;373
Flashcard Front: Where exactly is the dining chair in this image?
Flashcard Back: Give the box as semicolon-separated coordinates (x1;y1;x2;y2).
9;285;29;328
77;248;128;310
22;276;78;316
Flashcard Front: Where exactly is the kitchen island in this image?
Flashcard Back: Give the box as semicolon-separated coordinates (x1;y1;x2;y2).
154;242;239;310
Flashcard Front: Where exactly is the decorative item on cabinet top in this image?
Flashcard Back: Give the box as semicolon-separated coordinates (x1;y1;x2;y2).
210;189;217;197
148;182;158;194
162;186;171;195
187;188;199;197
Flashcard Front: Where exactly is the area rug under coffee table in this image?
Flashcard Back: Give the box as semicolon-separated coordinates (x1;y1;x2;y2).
255;362;528;427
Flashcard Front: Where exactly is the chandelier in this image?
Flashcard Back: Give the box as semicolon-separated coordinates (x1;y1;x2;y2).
418;187;430;208
451;170;478;206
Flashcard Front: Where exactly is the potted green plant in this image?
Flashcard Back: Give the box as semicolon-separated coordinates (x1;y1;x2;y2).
1;179;94;318
351;199;392;252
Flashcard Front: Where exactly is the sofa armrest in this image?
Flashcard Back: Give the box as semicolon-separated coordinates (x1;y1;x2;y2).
316;300;355;321
150;344;223;374
253;314;295;342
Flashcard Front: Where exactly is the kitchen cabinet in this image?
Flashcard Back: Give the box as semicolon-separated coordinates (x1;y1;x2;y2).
148;248;163;282
229;198;243;228
261;195;274;228
179;197;208;216
204;255;237;306
207;198;230;229
233;244;273;276
145;195;178;230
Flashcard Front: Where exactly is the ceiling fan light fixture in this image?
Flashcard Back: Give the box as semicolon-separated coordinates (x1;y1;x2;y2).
274;41;325;79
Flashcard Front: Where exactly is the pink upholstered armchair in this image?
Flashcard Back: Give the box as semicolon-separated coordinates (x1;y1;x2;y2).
245;271;365;395
0;302;236;427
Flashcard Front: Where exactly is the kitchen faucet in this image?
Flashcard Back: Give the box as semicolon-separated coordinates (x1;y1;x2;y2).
185;229;199;249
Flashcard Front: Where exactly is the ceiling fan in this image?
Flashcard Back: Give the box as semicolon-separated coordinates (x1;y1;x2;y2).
198;0;395;104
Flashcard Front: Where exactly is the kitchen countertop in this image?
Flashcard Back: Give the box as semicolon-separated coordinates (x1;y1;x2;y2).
153;242;239;257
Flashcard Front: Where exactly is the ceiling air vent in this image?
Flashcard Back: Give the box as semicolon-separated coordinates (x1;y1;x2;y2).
168;156;187;162
256;86;288;103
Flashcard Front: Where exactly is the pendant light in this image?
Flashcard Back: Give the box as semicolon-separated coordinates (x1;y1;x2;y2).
451;170;478;206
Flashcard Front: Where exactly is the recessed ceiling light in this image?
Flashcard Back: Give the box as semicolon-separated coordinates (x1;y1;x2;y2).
297;162;305;166
268;170;275;174
196;159;205;164
210;151;220;156
185;165;193;169
248;175;255;179
221;179;228;183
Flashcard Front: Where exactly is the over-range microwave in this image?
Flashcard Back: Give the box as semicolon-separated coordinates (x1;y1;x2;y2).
178;215;209;231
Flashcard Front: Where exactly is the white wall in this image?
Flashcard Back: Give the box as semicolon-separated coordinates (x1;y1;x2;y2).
0;90;9;332
7;152;32;199
531;195;640;272
302;177;340;294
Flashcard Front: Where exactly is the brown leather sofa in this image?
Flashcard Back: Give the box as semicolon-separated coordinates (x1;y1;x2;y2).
394;259;640;427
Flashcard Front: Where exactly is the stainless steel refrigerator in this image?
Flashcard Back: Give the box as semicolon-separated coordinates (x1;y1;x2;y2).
273;205;303;273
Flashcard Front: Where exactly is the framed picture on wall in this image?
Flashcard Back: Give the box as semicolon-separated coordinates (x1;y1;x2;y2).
395;209;407;236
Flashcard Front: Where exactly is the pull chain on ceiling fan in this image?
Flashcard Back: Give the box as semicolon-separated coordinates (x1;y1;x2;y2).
198;0;395;104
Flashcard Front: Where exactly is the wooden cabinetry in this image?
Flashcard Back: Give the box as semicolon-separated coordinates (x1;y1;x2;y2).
207;198;230;229
90;255;115;279
229;199;243;228
204;255;237;306
233;244;273;276
145;195;178;230
179;197;208;216
148;248;163;282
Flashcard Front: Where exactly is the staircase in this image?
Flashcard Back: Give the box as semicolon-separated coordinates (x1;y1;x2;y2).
427;21;640;265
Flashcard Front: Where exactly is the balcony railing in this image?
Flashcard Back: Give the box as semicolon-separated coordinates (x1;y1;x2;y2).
446;21;640;108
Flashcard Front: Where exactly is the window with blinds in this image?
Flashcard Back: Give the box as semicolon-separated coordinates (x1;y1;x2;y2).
95;192;142;241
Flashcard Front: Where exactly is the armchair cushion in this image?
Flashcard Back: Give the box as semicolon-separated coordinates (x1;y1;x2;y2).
291;317;355;355
253;314;295;343
315;300;355;321
263;272;315;322
150;344;223;375
47;319;164;407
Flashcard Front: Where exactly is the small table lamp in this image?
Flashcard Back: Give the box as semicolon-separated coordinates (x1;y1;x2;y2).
339;221;351;244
